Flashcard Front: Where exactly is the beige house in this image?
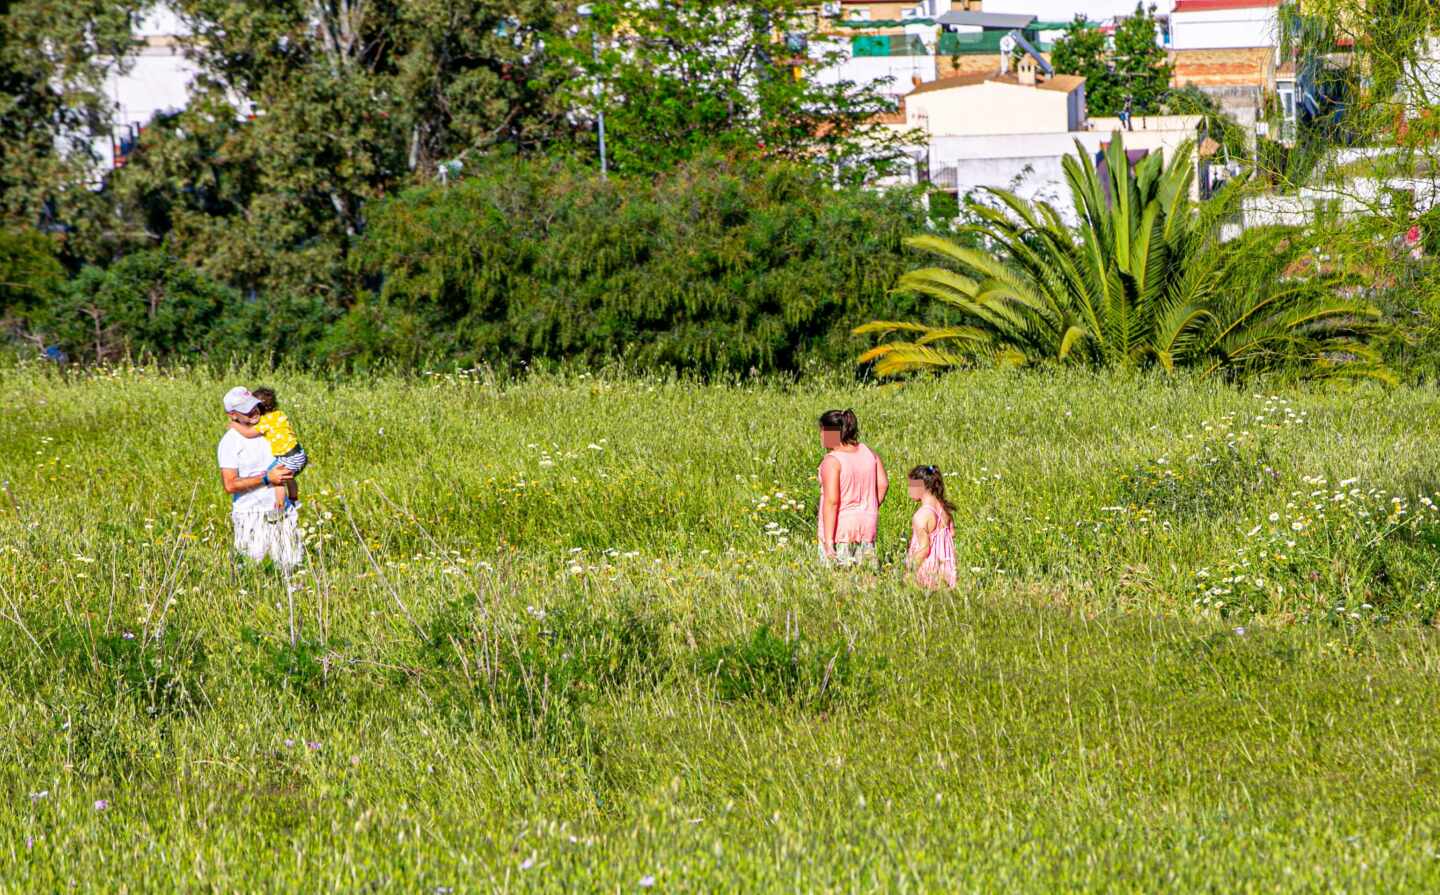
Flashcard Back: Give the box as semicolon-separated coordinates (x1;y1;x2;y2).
902;63;1086;136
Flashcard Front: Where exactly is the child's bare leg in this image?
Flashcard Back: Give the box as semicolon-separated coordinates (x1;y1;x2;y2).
272;483;288;511
286;479;299;505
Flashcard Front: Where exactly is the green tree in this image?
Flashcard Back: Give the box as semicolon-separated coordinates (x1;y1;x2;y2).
856;135;1388;382
0;227;61;313
1050;6;1172;117
1112;4;1173;115
345;153;933;374
28;250;242;364
0;0;142;251
101;0;574;299
1049;16;1118;116
563;0;915;183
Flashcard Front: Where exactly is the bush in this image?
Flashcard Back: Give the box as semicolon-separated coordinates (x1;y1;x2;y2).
18;250;337;366
0;227;64;316
27;250;242;364
346;153;934;375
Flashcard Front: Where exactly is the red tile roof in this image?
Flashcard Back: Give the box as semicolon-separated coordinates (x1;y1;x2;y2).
1172;0;1278;11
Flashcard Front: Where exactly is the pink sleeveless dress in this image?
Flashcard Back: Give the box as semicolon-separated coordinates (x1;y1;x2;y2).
816;443;881;547
913;506;957;589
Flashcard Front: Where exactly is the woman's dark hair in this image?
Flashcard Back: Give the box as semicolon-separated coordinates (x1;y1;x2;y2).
908;465;957;516
252;386;279;414
818;409;859;445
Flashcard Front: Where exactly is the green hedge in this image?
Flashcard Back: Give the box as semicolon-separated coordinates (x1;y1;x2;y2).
342;154;935;374
10;156;940;375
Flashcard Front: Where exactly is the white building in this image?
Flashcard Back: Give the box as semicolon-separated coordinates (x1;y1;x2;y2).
1168;0;1278;51
810;32;939;102
1168;0;1281;131
94;4;202;171
979;0;1174;21
882;43;1203;222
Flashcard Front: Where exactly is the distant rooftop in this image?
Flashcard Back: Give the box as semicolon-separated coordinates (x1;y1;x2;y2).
1171;0;1279;11
936;11;1037;30
907;71;1085;96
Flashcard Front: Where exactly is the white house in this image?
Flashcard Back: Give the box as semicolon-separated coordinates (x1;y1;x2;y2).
1168;0;1281;131
1169;0;1278;51
978;0;1174;21
878;40;1204;223
903;67;1087;136
94;4;202;171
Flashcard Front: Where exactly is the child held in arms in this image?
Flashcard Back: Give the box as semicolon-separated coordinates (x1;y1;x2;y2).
234;386;309;522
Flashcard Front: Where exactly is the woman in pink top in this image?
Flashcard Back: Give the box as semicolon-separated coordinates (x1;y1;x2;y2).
906;465;958;589
817;409;888;567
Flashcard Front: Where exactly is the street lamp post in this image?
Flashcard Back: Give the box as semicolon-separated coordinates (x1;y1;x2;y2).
578;4;607;177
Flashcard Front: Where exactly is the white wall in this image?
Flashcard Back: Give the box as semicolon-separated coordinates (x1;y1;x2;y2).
93;3;202;170
1170;6;1278;50
977;0;1174;20
811;39;938;98
908;82;1076;136
925;123;1202;223
133;5;188;38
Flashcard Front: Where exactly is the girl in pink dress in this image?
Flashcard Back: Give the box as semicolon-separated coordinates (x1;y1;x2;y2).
906;465;957;589
816;409;888;567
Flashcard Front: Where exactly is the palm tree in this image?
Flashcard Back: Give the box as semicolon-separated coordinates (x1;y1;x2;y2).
856;135;1389;382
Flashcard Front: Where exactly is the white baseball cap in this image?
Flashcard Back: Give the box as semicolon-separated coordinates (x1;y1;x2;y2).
223;386;260;414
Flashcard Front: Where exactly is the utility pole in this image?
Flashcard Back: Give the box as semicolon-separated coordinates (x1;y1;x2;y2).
578;4;607;177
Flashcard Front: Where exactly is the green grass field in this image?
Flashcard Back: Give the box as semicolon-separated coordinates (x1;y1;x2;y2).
6;362;1440;890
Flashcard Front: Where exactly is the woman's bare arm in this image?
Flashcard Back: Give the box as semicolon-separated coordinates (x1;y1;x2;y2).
820;456;841;557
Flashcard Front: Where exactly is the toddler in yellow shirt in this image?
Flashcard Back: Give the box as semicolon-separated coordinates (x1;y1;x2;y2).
235;386;309;520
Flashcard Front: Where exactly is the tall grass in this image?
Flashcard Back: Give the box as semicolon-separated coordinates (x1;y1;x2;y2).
4;361;1440;889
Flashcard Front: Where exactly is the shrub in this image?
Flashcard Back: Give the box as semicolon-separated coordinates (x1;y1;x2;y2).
0;227;64;318
857;135;1389;383
27;250;242;364
346;153;935;375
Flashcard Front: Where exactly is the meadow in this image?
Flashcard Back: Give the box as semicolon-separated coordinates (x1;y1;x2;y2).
5;362;1440;890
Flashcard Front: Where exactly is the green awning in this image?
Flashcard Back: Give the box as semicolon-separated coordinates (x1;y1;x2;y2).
852;33;929;57
833;18;935;29
937;28;1053;55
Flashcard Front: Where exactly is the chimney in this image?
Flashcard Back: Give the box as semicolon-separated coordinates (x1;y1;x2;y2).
1017;55;1037;87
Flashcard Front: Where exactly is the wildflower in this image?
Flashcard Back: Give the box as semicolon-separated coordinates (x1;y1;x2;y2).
1268;512;1280;523
29;790;48;801
306;741;322;751
94;799;109;811
1291;521;1305;532
1233;627;1246;636
639;877;656;888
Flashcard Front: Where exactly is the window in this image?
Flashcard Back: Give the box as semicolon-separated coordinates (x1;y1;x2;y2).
1279;87;1295;121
